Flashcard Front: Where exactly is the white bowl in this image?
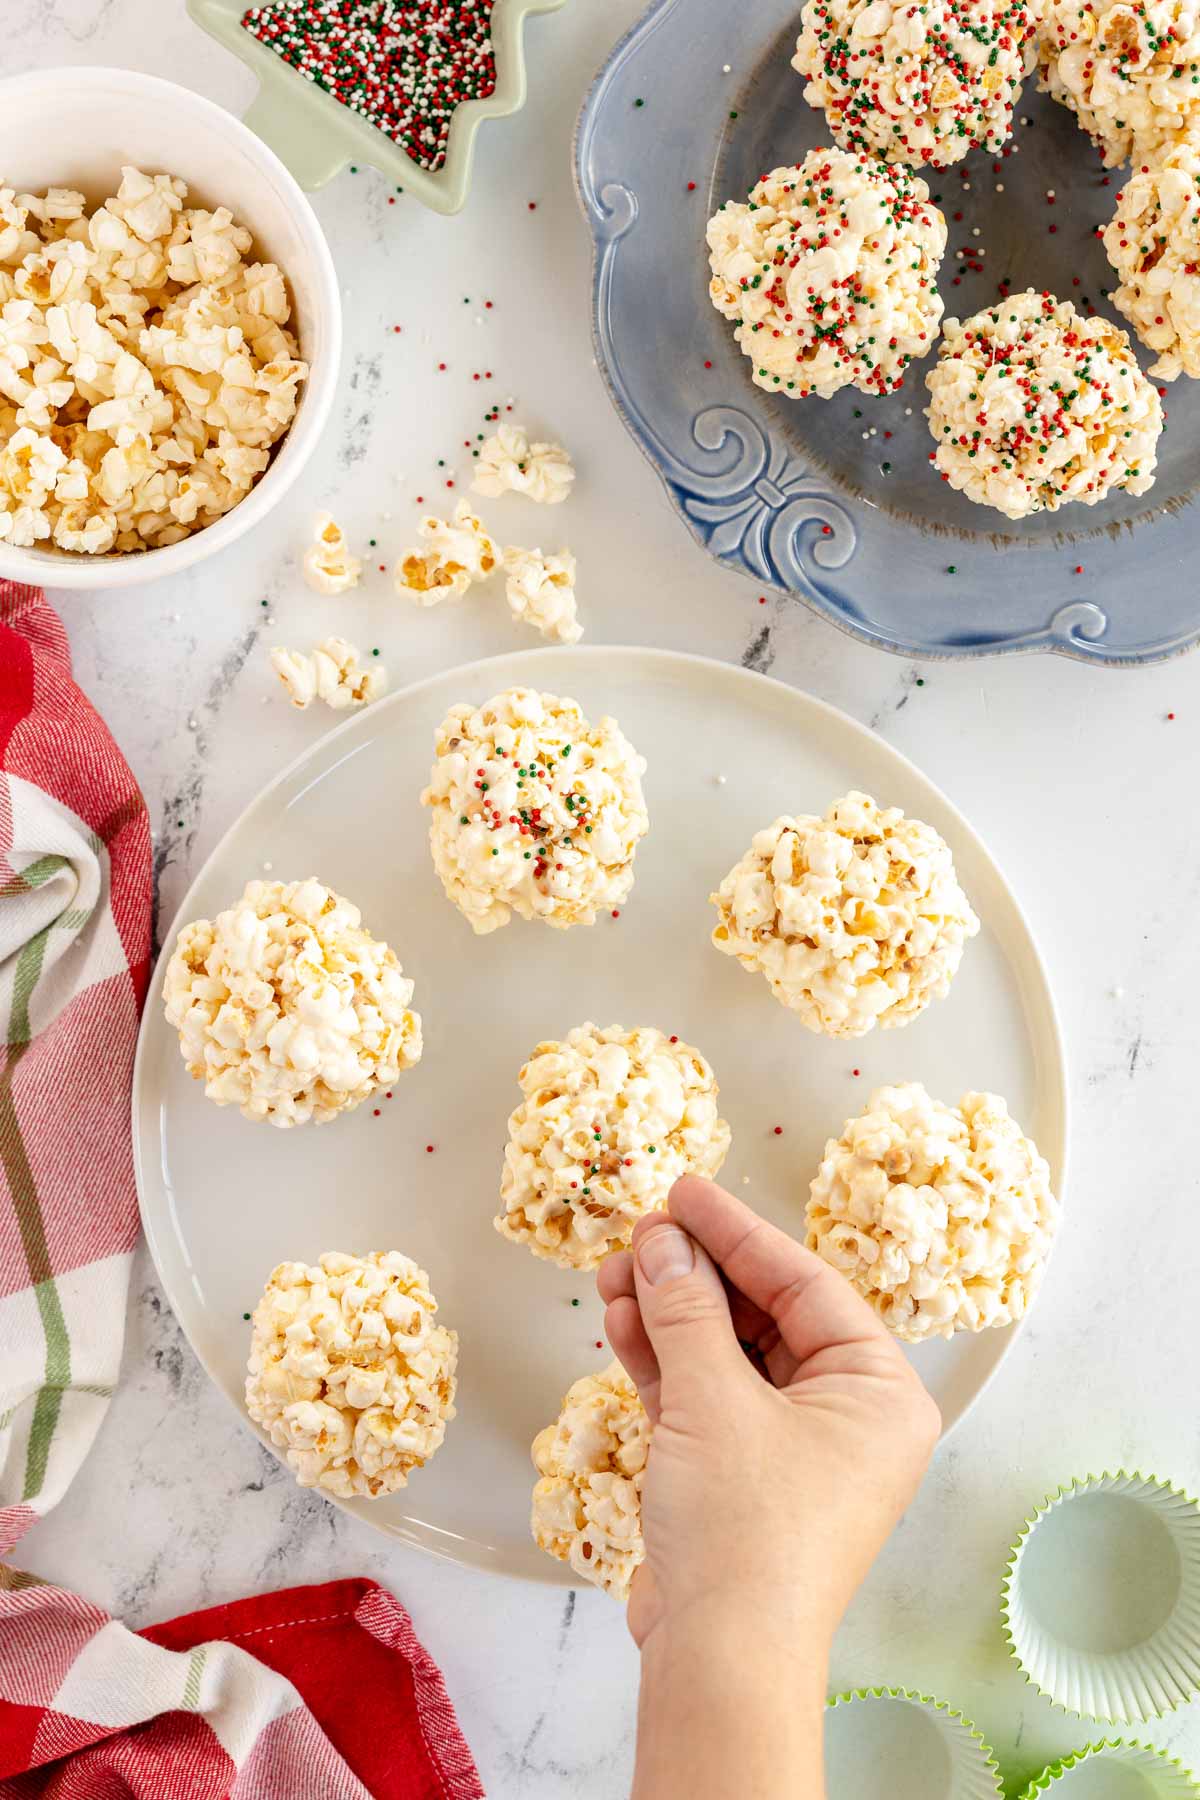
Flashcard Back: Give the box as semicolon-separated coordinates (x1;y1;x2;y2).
0;66;341;590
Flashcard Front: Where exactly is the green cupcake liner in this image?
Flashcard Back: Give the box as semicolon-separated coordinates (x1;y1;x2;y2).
1016;1739;1200;1798
825;1686;1003;1800
1002;1471;1200;1723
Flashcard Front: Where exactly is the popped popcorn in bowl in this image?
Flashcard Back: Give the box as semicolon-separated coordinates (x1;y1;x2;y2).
245;1250;458;1498
497;1023;731;1270
806;1082;1060;1341
0;167;308;558
531;1359;649;1598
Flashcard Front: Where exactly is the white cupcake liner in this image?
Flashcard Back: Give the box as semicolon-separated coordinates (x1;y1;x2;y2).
1016;1739;1200;1798
825;1686;1003;1800
1003;1471;1200;1723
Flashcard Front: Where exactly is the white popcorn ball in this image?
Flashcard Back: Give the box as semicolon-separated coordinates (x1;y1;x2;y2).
471;423;576;504
806;1083;1059;1341
270;637;386;710
1103;138;1200;380
302;512;361;593
531;1361;649;1598
706;150;945;400
711;790;979;1037
246;1250;457;1497
394;497;497;604
420;687;648;934
502;545;581;644
162;876;422;1127
498;1024;731;1270
1037;0;1200;165
926;290;1163;518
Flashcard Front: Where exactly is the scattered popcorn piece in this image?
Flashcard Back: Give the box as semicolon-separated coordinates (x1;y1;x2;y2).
270;636;386;710
1103;139;1200;380
502;545;581;644
531;1361;649;1598
498;1024;731;1269
806;1083;1059;1341
926;290;1162;517
421;688;648;934
302;512;361;593
1037;0;1200;165
710;790;978;1037
394;497;497;603
162;877;422;1126
706;150;945;399
471;422;575;504
246;1251;457;1497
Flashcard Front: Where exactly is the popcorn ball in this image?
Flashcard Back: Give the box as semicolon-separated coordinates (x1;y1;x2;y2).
163;877;421;1127
806;1082;1059;1341
1037;0;1200;165
793;0;1039;168
0;168;307;556
926;290;1163;517
302;512;361;594
472;422;575;504
394;497;497;604
270;636;386;710
420;687;648;935
498;1024;731;1270
710;790;979;1038
502;545;582;644
531;1360;649;1598
1103;139;1200;379
706;150;946;400
245;1251;457;1497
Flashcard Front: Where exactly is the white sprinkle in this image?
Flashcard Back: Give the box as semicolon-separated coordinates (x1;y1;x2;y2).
186;717;197;731
861;430;870;439
742;1176;750;1186
381;510;392;521
996;183;1005;192
170;611;181;623
1111;985;1125;999
972;227;981;237
722;62;731;72
1046;189;1055;198
1022;115;1031;124
265;614;275;625
962;181;971;190
904;406;913;416
394;471;406;482
714;772;727;785
1010;144;1019;154
263;861;273;872
869;427;877;437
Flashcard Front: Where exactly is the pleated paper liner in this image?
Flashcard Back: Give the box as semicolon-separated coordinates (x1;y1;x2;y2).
1003;1472;1200;1723
1016;1739;1200;1798
825;1687;1003;1800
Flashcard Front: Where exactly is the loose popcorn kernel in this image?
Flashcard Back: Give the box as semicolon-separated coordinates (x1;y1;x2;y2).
302;511;362;593
1103;140;1200;381
925;290;1163;518
502;544;582;645
498;1023;731;1270
420;687;648;935
531;1360;649;1598
806;1082;1060;1341
706;149;946;401
710;790;978;1037
793;0;1039;169
0;168;307;557
270;636;386;710
393;497;497;605
1037;0;1200;166
471;422;575;504
245;1250;457;1497
162;876;421;1127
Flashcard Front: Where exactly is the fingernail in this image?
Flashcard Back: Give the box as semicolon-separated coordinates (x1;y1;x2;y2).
637;1225;695;1286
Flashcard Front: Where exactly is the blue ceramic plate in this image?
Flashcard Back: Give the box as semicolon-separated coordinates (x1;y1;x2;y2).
575;0;1200;664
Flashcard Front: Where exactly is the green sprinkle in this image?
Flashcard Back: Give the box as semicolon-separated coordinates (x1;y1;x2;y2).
571;1297;580;1307
634;97;645;107
243;1311;251;1320
947;565;957;574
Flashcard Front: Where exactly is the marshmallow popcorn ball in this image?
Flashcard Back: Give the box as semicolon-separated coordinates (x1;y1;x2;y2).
926;290;1163;517
531;1361;650;1598
497;1024;732;1270
421;687;649;935
162;877;422;1127
711;791;979;1037
706;149;946;399
1103;139;1200;379
1037;0;1200;165
0;168;306;556
793;0;1040;169
806;1083;1059;1341
245;1252;457;1498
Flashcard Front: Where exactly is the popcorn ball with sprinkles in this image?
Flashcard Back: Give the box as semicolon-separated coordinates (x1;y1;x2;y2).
240;0;499;174
1036;0;1200;166
793;0;1040;169
705;149;946;400
497;1023;731;1270
420;687;649;935
925;289;1163;518
1103;138;1200;380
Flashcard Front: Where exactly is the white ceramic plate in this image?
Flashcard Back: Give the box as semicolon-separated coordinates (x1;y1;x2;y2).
133;646;1067;1584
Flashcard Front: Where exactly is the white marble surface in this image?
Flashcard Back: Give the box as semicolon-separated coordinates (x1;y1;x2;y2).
8;3;1200;1795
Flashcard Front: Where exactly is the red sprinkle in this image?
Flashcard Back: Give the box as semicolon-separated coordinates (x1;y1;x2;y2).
687;180;696;191
373;1109;381;1116
773;1126;783;1136
611;909;620;918
528;201;537;210
704;359;713;368
852;1068;861;1077
1167;711;1176;720
426;1144;435;1153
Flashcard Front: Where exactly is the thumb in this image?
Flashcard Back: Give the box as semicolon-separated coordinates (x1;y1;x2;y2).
632;1215;743;1406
